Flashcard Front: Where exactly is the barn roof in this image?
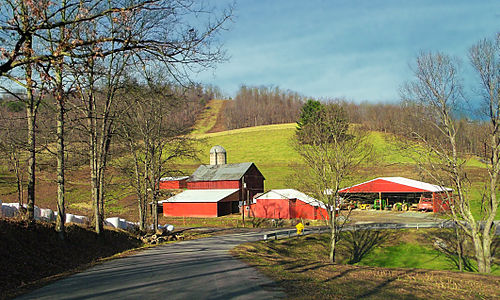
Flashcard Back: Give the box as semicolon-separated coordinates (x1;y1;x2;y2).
159;176;189;182
339;177;452;193
189;162;264;181
255;189;327;208
159;189;239;203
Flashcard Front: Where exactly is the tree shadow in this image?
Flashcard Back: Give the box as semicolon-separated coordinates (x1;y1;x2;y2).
342;228;392;264
429;228;477;272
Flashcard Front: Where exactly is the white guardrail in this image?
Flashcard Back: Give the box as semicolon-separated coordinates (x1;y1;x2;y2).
263;220;500;241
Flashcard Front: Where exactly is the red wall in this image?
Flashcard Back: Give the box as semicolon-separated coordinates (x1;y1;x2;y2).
247;199;291;219
159;180;187;190
187;180;240;190
246;198;329;220
432;192;451;213
290;200;314;219
315;206;329;220
163;202;218;217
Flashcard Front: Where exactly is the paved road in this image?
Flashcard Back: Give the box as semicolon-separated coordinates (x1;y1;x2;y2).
16;231;286;300
16;215;498;299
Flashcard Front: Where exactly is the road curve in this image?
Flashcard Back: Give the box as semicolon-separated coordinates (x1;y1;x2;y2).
16;231;286;300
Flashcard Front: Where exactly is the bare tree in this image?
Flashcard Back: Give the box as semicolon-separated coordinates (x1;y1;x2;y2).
118;78;199;231
0;103;26;206
293;101;371;263
401;48;498;273
468;34;500;273
1;0;232;237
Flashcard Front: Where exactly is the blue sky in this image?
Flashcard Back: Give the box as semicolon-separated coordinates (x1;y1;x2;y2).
194;0;499;103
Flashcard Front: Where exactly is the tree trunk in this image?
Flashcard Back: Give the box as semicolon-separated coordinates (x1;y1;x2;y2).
329;210;337;263
26;106;36;220
55;93;66;239
153;191;158;232
470;230;487;272
55;56;66;239
88;94;102;234
24;36;36;221
455;224;464;272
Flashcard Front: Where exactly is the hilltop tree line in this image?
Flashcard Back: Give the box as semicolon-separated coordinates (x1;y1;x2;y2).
0;0;232;238
223;85;305;129
222;86;488;159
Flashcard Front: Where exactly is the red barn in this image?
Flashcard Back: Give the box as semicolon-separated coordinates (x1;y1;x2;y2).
339;177;452;212
160;189;239;217
187;162;264;201
245;189;329;220
159;176;188;190
160;145;265;218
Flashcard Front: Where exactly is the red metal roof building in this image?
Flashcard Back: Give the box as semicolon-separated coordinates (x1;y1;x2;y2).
339;177;452;212
245;189;329;220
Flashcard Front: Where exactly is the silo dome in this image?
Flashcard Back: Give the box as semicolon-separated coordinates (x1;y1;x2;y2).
210;145;227;165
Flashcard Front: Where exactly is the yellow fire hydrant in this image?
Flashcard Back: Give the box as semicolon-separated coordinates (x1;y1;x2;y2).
296;222;304;235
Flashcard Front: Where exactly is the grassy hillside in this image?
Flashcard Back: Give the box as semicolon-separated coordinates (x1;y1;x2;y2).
0;99;494;220
185;123;484;188
179;122;493;219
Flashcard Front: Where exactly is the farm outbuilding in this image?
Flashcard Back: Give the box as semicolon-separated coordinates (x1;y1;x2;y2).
339;177;452;212
159;145;265;217
160;189;240;217
245;189;329;220
159;176;189;190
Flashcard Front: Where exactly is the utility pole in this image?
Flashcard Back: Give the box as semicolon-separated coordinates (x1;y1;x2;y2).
241;179;246;227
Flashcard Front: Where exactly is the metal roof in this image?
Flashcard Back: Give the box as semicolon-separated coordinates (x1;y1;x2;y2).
189;162;257;181
159;176;189;181
159;189;239;203
255;189;327;209
339;177;453;193
210;145;226;153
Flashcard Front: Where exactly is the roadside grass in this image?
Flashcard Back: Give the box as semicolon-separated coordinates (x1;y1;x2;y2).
158;214;326;228
232;229;500;299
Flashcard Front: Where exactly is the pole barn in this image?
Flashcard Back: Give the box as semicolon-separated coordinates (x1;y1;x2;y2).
339;177;452;212
245;189;329;220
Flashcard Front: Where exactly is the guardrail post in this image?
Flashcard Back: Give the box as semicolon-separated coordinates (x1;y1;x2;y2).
288;230;291;238
264;234;268;240
274;233;277;240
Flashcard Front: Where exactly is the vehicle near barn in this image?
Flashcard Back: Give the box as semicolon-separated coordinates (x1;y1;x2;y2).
417;198;434;212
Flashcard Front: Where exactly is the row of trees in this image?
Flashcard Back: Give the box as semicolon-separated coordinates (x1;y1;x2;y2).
223;85;305;129
0;0;232;238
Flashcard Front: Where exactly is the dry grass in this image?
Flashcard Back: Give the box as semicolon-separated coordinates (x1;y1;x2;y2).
232;231;500;299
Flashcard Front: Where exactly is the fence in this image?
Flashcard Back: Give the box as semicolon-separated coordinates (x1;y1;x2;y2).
262;220;480;241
